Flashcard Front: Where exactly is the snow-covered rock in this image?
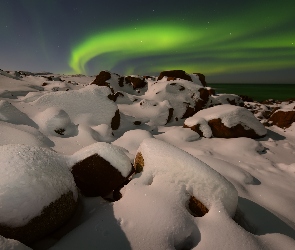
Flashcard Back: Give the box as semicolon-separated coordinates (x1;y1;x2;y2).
68;142;133;197
32;85;119;128
112;138;238;249
0;144;78;244
184;104;267;138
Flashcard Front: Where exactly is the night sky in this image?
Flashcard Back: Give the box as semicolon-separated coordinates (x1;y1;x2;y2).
1;0;294;83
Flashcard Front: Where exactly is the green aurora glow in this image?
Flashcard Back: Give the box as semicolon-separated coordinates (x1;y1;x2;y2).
69;2;295;77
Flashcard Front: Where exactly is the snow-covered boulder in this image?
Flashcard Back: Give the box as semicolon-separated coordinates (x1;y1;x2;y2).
144;79;209;121
32;85;120;129
0;144;78;244
267;103;295;129
91;71;148;95
0;100;37;128
113;138;237;249
157;70;205;87
34;107;78;137
68;142;133;197
184;104;267;138
208;94;244;107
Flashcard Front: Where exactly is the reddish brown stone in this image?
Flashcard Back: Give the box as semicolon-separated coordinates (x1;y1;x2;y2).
124;76;147;89
183;123;204;137
207;88;216;96
166;108;174;123
111;109;120;130
208;118;264;138
113;91;124;102
71;154;129;197
239;95;254;102
268;110;295;128
193;73;207;87
188;196;208;217
194;88;210;112
182;104;195;119
167;77;177;81
158;70;192;82
90;71;111;87
0;191;77;244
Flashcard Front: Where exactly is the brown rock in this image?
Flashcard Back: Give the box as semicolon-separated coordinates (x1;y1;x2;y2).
111;109;120;130
158;70;192;82
268;110;295;128
166;108;174;123
0;191;77;244
208;118;264;139
194;88;210;112
188;196;209;217
167;77;177;81
90;71;111;87
239;95;254;102
193;73;207;87
134;152;144;173
71;154;128;197
183;123;204;137
124;76;147;89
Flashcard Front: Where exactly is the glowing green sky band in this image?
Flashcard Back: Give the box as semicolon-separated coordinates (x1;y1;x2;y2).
69;23;199;74
69;2;294;75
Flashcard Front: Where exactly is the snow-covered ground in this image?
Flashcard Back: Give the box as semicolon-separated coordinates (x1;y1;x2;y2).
0;69;295;250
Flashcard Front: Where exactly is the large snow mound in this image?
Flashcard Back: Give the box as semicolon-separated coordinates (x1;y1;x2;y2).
34;107;78;137
0;144;77;227
135;138;238;216
32;85;117;126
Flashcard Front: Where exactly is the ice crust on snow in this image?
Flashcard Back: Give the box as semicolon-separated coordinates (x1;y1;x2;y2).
68;142;132;177
0;144;77;227
185;104;267;136
135;138;238;216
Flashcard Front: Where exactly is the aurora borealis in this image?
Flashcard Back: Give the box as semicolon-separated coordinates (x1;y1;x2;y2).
1;0;294;83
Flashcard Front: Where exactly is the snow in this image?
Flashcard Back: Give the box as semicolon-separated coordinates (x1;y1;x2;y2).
68;142;132;177
0;235;31;250
0;71;294;249
185;104;267;136
133;138;238;216
0;144;77;227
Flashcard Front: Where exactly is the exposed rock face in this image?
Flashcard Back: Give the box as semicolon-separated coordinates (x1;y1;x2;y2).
0;144;78;245
111;109;121;130
207;118;264;139
239;95;254;102
268;110;295;128
188;196;209;217
0;191;77;244
90;71;111;87
125;76;147;89
158;70;192;82
193;73;207;87
184;105;267;139
71;154;129;197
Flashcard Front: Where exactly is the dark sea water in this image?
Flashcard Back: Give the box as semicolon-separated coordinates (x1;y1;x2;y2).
209;84;295;102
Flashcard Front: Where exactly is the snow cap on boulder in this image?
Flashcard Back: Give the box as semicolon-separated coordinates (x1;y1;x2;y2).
68;142;133;197
184;104;267;138
0;144;78;243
